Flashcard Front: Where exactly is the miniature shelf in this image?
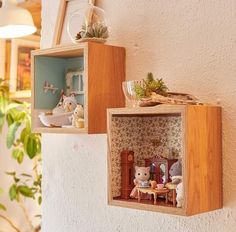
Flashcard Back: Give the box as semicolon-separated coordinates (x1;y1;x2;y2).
31;42;125;134
107;105;222;216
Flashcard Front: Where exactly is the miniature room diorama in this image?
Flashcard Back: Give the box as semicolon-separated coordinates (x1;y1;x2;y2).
107;102;222;216
109;112;184;209
34;52;85;130
31;42;125;134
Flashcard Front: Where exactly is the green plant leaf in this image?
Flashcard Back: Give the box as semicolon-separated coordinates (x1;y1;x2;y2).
0;95;8;113
20;128;28;143
38;196;42;205
6;108;19;124
0;110;4;118
18;186;34;198
25;114;31;132
0;203;6;211
6;122;21;148
12;150;19;159
17;151;24;164
21;173;32;178
36;137;41;154
0;115;4;132
12;149;24;163
6;112;14;126
9;184;17;201
14;177;20;183
0;187;3;195
15;111;26;123
24;134;38;159
5;171;16;176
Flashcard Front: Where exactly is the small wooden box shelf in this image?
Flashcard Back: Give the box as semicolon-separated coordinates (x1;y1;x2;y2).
31;42;125;134
107;105;222;216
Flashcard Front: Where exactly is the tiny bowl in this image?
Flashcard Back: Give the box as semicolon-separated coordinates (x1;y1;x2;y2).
156;184;164;190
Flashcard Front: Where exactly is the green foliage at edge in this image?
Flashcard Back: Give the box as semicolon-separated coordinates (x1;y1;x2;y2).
0;78;42;207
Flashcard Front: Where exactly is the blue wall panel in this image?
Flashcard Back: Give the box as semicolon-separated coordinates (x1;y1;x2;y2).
34;56;84;110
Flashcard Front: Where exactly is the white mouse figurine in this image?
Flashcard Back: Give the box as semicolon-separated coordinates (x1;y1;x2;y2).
176;182;183;208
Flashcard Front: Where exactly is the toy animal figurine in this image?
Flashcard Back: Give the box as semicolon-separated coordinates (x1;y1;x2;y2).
176;182;183;207
72;104;84;128
130;166;150;198
169;159;182;184
63;94;77;112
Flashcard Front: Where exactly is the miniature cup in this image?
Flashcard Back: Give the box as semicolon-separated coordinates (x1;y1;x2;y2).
156;184;164;189
150;180;157;189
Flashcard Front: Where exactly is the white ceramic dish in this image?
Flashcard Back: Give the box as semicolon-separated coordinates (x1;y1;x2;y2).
39;112;73;127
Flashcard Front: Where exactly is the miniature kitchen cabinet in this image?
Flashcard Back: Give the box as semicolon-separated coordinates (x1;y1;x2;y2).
31;42;125;134
107;105;222;216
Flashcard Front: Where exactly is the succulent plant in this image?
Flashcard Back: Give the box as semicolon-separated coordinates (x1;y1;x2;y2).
76;23;109;40
134;73;168;99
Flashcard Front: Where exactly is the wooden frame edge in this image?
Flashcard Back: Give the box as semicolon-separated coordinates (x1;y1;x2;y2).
53;0;67;46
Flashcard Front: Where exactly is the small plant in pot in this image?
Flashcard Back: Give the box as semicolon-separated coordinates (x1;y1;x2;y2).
134;72;168;99
68;3;109;43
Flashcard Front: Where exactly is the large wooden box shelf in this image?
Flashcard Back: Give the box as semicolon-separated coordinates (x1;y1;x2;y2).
107;105;222;216
31;42;125;134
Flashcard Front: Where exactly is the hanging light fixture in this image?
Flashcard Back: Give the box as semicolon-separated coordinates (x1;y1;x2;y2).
0;0;37;38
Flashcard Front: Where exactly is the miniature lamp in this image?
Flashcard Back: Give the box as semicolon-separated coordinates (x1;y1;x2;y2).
0;0;36;38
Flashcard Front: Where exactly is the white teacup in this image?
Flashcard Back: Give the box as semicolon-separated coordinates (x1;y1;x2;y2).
140;181;149;187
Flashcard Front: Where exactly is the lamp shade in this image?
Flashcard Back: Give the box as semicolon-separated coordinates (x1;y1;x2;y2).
0;0;37;38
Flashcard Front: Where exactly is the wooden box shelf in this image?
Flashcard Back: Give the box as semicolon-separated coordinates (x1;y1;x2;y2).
31;42;125;134
107;105;222;216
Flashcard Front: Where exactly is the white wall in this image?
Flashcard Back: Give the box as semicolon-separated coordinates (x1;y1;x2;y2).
41;1;236;231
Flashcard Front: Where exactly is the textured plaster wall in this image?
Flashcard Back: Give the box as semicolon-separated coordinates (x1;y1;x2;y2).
42;0;236;231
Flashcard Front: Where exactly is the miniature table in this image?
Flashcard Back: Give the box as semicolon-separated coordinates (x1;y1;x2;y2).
137;187;170;205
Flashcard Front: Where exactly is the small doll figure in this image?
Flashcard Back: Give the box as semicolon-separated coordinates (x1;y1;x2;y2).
63;95;77;112
72;104;84;128
130;166;150;198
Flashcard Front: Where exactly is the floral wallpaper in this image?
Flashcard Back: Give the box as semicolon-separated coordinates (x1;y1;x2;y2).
110;115;183;197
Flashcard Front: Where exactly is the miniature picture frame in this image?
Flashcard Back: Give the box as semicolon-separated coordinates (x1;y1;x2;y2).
53;0;95;46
